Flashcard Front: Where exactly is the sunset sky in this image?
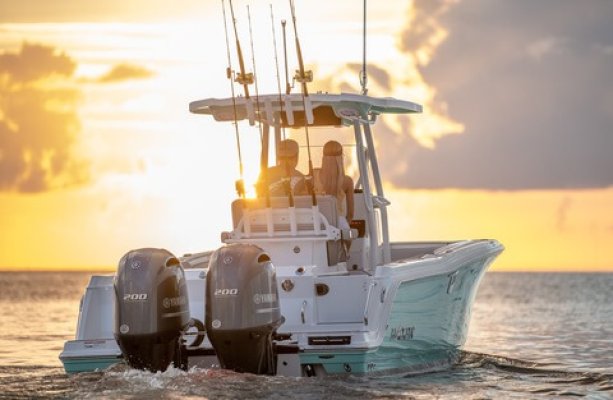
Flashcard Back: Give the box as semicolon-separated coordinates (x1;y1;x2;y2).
1;0;612;271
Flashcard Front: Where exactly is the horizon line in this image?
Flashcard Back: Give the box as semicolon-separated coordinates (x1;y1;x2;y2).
0;266;611;273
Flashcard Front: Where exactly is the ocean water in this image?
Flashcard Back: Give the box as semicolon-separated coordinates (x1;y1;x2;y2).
0;271;611;399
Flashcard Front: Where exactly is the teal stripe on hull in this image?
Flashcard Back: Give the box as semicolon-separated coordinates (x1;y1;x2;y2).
62;357;121;374
364;346;459;374
300;352;372;374
299;347;458;375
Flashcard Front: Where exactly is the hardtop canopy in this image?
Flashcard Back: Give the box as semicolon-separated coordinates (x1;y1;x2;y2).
189;92;422;128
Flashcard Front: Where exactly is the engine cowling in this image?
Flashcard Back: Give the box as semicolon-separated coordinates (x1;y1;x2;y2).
206;244;282;374
114;248;190;372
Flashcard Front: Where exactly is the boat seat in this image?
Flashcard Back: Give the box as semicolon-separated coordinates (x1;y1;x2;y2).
231;195;338;231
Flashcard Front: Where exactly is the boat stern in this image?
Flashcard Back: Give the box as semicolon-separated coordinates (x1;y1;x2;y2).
59;339;122;374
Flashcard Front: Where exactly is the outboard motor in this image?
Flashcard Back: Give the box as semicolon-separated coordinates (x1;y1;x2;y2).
206;244;282;374
114;248;190;372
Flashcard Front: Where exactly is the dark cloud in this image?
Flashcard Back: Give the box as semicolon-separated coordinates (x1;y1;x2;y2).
346;63;391;91
0;43;88;192
400;0;453;59
96;63;154;84
382;0;613;190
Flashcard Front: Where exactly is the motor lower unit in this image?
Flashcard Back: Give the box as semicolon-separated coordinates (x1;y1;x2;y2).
206;244;283;374
114;248;190;372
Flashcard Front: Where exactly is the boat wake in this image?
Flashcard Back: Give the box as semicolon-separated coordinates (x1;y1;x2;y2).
458;350;612;378
0;354;611;399
452;351;613;397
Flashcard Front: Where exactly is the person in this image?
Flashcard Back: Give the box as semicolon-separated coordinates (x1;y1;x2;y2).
315;140;354;232
257;139;307;197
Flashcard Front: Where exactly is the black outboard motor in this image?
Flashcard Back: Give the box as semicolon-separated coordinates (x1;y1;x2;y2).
206;244;282;374
114;248;190;372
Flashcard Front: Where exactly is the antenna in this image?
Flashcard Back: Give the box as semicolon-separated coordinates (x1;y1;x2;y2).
229;0;253;98
221;0;245;198
288;0;316;206
360;0;368;95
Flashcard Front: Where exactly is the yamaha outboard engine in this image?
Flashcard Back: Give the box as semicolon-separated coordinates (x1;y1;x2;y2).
114;248;190;372
206;244;282;374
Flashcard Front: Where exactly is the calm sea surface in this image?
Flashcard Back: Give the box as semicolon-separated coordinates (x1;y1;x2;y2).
0;271;611;399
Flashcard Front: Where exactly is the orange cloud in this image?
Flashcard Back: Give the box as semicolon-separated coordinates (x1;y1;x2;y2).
96;63;154;83
0;43;88;192
0;42;75;83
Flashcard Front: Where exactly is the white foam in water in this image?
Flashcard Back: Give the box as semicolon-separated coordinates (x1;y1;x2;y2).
109;365;189;387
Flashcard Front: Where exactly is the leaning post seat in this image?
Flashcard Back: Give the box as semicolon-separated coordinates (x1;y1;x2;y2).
230;195;339;238
227;195;349;267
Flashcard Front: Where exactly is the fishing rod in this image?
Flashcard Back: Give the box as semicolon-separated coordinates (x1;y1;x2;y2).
281;19;290;96
247;5;271;208
221;0;245;198
289;0;312;97
228;0;254;99
288;0;317;206
270;4;286;140
247;5;263;142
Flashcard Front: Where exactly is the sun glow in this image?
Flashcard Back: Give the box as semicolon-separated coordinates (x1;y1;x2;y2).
1;2;612;271
387;187;613;271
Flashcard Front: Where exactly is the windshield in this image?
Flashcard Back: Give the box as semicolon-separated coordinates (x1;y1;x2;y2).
275;125;359;185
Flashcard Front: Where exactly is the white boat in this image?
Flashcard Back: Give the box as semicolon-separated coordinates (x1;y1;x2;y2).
60;3;503;376
60;91;503;376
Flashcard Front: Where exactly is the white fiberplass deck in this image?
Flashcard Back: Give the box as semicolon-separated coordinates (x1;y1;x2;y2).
60;91;503;376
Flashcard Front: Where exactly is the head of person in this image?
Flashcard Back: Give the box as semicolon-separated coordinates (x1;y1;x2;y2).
277;139;299;170
320;140;345;195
